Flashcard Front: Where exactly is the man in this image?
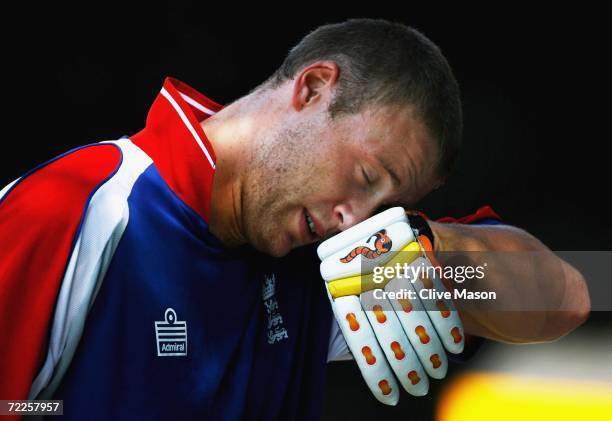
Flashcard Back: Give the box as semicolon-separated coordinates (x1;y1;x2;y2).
0;19;589;419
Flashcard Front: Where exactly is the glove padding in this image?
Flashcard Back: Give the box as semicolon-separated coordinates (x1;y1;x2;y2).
317;207;465;405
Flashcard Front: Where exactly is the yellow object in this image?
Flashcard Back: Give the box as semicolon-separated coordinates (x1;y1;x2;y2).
327;242;421;298
437;372;612;421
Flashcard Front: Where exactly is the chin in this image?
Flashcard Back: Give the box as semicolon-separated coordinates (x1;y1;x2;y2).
266;241;291;258
247;215;292;257
253;233;290;258
269;248;289;258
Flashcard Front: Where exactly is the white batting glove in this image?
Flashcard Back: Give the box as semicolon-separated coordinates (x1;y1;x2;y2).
317;207;465;405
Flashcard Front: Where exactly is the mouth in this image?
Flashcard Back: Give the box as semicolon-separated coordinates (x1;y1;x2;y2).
306;211;316;236
300;208;323;244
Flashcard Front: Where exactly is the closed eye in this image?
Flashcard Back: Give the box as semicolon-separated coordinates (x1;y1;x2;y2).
361;166;372;186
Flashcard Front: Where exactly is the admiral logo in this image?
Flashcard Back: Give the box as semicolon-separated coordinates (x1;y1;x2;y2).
155;308;188;357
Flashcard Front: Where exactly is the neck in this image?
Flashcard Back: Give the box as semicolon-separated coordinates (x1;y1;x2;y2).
201;89;272;247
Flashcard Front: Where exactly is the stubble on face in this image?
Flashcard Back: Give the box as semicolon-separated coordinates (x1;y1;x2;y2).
241;117;329;256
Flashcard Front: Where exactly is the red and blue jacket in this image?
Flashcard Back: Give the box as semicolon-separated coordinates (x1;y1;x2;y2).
0;78;501;420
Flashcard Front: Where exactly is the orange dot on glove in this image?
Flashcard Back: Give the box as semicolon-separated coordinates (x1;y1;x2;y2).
378;379;392;395
430;353;442;369
362;346;376;365
390;341;405;360
436;300;451;318
346;313;360;331
408;370;421;385
398;298;413;313
451;326;463;343
415;325;430;344
373;305;387;323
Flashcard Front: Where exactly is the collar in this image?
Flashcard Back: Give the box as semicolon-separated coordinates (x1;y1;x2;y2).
130;77;223;222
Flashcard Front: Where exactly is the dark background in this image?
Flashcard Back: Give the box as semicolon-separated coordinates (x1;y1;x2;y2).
3;4;609;420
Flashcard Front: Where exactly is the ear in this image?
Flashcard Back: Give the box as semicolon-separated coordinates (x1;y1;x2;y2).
291;61;340;111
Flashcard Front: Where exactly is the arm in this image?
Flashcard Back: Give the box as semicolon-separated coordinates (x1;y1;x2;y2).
429;221;591;344
0;144;122;401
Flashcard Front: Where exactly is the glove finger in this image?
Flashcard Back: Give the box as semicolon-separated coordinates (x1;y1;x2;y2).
360;289;429;396
411;256;465;354
332;295;400;405
384;276;448;379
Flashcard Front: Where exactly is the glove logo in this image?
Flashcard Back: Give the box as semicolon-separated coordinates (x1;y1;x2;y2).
154;308;188;357
339;229;392;263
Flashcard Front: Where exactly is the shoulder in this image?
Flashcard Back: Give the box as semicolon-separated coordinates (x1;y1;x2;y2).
1;143;124;222
1;139;156;224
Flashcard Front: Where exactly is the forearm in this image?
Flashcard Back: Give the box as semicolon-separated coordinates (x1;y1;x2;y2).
428;222;591;343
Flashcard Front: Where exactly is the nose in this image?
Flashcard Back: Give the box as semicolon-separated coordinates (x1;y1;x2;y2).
333;201;378;232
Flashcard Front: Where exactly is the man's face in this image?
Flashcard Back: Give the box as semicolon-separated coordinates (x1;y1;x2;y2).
241;104;440;257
